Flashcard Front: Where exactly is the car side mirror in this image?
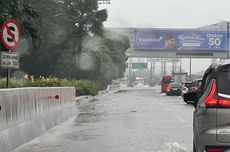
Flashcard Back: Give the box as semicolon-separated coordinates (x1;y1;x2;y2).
183;92;199;108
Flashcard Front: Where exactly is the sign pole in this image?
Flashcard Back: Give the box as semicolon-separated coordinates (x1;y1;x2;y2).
0;19;21;88
6;68;10;88
6;50;11;88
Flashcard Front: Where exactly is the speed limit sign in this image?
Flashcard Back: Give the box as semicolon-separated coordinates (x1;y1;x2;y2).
1;19;21;50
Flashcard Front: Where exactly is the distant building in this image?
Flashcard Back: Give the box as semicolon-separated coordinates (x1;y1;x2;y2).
197;21;227;31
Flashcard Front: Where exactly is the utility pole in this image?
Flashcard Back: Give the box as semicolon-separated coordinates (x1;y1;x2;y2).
161;58;164;75
128;58;132;83
150;58;155;81
164;61;166;75
172;58;175;74
150;62;153;81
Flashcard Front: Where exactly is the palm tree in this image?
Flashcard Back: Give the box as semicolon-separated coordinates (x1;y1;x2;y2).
51;0;108;79
57;0;108;54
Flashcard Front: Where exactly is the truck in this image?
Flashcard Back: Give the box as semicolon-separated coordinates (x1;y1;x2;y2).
172;72;188;83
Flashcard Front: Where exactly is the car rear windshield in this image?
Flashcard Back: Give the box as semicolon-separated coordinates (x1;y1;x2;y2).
169;83;181;88
184;83;193;88
162;78;173;83
218;65;230;95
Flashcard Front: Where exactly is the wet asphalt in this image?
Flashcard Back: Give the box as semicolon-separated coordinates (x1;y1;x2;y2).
13;85;194;152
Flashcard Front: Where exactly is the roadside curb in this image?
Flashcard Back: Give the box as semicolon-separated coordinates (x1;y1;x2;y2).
75;84;121;107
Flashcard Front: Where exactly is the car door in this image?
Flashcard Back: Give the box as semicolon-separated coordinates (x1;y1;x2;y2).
194;71;216;136
216;65;230;143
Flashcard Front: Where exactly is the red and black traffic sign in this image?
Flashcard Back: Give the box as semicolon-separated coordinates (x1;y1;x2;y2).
1;19;21;50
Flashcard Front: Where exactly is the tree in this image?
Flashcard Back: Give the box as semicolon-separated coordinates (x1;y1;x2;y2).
68;30;130;87
5;0;130;88
103;31;130;78
0;0;41;49
20;0;108;78
52;0;108;79
20;0;70;77
0;0;41;77
58;0;108;54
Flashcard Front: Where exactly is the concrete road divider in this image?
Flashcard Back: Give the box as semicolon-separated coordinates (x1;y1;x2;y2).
0;87;77;152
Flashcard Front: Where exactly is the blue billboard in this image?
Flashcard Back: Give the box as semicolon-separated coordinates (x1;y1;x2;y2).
134;29;227;52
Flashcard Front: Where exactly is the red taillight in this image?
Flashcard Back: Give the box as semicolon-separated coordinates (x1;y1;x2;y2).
206;147;224;152
205;80;218;107
219;98;230;107
205;80;230;107
167;86;171;92
181;87;186;91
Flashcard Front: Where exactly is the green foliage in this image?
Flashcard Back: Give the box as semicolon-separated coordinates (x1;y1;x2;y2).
1;1;130;89
0;77;101;96
25;77;62;87
67;79;101;96
0;0;41;50
20;0;108;78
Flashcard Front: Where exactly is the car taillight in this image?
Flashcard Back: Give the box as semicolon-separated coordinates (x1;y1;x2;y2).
205;80;218;107
181;87;186;91
205;80;230;107
206;147;224;152
167;86;171;92
219;97;230;107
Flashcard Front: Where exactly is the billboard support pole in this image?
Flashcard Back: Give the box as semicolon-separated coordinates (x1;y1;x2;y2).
227;21;229;59
150;62;153;81
152;59;155;80
189;58;192;81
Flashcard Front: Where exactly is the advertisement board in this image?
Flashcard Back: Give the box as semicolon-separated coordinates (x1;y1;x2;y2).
134;29;227;52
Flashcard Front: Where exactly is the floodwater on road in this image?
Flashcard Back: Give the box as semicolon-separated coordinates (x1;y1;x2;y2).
13;85;194;152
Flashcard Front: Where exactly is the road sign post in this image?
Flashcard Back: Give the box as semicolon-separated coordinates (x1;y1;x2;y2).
0;19;21;88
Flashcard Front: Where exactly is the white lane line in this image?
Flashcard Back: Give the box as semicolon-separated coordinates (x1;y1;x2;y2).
176;116;187;123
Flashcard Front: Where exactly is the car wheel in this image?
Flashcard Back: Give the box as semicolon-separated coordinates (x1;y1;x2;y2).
183;98;188;104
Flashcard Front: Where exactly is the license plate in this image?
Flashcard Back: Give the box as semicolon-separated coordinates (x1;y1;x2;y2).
172;88;177;90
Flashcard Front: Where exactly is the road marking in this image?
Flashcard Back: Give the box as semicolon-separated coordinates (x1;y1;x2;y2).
176;116;187;123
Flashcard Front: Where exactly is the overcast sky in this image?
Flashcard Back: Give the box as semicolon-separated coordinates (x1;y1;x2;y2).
99;0;230;74
100;0;230;28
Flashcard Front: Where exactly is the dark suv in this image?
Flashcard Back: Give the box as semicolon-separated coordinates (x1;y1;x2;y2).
184;63;230;152
190;79;202;93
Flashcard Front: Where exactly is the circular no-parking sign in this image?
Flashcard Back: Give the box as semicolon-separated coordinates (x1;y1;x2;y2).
1;19;21;50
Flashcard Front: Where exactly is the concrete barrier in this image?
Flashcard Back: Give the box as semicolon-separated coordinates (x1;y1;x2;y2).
0;87;77;152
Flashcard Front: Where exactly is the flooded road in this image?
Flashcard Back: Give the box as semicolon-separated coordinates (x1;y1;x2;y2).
13;86;194;152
